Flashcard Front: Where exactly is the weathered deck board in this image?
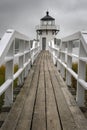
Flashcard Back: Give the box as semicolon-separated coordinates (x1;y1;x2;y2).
31;52;46;130
44;54;61;130
1;51;87;130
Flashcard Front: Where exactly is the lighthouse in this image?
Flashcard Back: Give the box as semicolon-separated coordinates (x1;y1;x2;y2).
36;11;60;50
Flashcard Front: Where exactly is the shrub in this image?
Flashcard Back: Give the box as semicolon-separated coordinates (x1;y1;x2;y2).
14;64;18;73
0;65;5;111
0;64;18;111
71;63;78;89
72;62;78;73
13;64;18;88
0;65;5;85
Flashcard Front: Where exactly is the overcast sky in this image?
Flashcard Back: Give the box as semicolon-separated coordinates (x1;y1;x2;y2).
0;0;87;39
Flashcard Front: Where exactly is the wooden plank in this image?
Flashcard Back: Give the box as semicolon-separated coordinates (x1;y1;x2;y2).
44;53;61;130
31;52;46;130
47;54;78;130
44;51;61;130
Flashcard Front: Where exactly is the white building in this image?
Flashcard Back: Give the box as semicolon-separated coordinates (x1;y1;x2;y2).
36;11;60;50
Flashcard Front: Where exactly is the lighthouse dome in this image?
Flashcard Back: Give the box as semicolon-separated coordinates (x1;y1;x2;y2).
41;11;55;21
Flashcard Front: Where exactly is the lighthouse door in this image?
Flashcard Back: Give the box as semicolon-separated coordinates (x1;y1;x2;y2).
42;37;46;50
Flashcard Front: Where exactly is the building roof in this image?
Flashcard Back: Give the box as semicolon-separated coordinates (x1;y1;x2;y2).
41;11;55;21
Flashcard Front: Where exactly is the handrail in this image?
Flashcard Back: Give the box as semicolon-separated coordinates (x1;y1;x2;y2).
49;31;87;107
0;29;40;106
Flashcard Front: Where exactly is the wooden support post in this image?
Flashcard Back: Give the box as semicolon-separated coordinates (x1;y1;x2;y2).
18;40;24;85
66;70;71;86
57;60;61;71
4;41;14;106
53;50;56;65
59;42;66;79
76;60;86;106
61;65;65;78
18;56;24;85
76;41;87;106
66;41;72;86
76;83;85;106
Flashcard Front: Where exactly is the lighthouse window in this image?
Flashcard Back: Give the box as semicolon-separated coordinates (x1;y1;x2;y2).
48;21;51;25
44;21;47;25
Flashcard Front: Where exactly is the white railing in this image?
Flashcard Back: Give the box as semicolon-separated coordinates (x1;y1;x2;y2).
0;29;40;106
36;24;60;31
49;31;87;107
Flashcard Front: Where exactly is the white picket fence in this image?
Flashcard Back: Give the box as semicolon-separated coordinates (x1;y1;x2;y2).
49;31;87;107
0;29;40;106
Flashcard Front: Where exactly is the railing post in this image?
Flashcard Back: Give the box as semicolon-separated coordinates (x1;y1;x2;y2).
52;40;56;65
60;54;65;78
60;42;66;78
66;41;72;86
18;40;25;85
4;41;14;106
76;83;85;106
31;41;35;64
28;41;31;70
24;41;30;78
66;60;72;86
57;47;61;71
76;40;86;106
66;71;71;86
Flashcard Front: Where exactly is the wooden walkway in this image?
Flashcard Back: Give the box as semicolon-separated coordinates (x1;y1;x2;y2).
1;51;87;130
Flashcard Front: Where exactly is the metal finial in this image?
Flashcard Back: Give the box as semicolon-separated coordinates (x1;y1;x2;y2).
46;10;49;16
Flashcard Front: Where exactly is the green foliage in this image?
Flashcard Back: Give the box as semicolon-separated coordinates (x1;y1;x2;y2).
71;63;78;89
14;64;18;74
0;65;5;111
0;64;18;87
13;64;18;88
72;62;78;73
0;65;5;86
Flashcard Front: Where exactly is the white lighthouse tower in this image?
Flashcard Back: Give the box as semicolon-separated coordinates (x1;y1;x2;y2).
36;11;60;50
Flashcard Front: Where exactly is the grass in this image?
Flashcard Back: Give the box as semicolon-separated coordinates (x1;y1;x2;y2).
0;64;18;111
